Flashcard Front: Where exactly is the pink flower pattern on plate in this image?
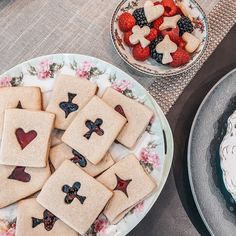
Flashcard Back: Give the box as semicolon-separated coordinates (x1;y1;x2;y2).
133;201;144;214
38;59;52;80
94;218;109;233
0;77;12;87
0;223;16;236
140;147;160;169
76;61;94;79
111;79;132;93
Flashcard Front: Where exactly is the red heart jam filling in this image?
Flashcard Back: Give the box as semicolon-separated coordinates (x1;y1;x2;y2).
15;128;37;150
114;105;127;118
8;166;31;182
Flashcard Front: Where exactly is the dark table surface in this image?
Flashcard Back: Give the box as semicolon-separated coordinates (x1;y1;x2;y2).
129;25;236;236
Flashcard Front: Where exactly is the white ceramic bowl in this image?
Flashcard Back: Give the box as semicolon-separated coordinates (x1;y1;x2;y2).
110;0;208;77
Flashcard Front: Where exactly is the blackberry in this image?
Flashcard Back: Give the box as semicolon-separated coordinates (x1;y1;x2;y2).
132;8;152;28
177;16;194;36
149;36;164;64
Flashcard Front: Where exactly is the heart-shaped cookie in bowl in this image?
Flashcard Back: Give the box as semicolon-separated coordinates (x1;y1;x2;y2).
110;0;208;77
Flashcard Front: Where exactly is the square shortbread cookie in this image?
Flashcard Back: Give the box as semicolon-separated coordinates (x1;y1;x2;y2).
37;160;112;234
0;87;42;139
46;74;97;130
16;198;77;236
50;143;114;177
62;96;126;164
96;154;156;224
0;109;55;167
0;164;50;208
102;88;153;148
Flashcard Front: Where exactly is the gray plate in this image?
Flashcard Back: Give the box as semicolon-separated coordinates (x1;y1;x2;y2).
188;68;236;236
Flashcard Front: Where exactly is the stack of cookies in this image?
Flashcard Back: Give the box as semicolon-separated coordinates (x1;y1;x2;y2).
0;74;157;236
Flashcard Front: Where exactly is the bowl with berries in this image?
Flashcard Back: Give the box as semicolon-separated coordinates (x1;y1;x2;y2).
111;0;208;76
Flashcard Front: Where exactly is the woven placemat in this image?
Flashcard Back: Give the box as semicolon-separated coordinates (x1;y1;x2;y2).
149;0;236;114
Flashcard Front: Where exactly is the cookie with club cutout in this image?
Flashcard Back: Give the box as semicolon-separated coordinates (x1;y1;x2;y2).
96;154;156;224
182;32;200;53
159;15;181;30
0;163;50;208
0;109;55;167
155;35;177;64
50;143;114;177
62;96;126;165
46;74;97;130
16;198;77;236
129;25;151;48
0;87;42;139
144;0;164;23
37;160;113;235
102;87;153;148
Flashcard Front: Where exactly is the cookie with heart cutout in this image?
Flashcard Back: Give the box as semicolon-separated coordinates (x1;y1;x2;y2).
46;74;97;130
0;109;55;167
0;163;50;208
50;143;114;177
102;87;153;149
0;87;42;139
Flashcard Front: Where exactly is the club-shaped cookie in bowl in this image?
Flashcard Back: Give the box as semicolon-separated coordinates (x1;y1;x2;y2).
111;0;208;76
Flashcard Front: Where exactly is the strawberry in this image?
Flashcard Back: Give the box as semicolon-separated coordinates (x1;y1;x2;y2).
153;16;164;32
170;47;190;67
161;27;179;44
177;37;186;49
123;31;136;47
118;12;136;32
162;0;177;16
176;6;184;15
146;28;158;42
132;44;150;61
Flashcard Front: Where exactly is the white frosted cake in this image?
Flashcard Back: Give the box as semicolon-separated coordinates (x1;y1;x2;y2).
219;111;236;200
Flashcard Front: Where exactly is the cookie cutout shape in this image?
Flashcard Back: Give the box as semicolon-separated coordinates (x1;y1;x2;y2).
59;92;79;118
114;105;127;118
70;149;87;167
16;101;23;109
159;15;181;30
155;35;177;64
114;174;132;197
0;109;55;167
97;154;156;224
37;160;112;235
0;164;50;208
62;182;86;204
46;74;97;130
50;143;114;177
102;88;153;148
182;32;200;53
83;118;104;139
129;25;150;48
176;1;193;21
8;166;31;182
15;128;37;150
0;87;42;139
144;0;164;23
62;96;126;165
16;198;77;236
32;209;58;231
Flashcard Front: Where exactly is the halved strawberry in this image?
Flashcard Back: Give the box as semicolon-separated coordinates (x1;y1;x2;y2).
132;44;150;61
170;47;190;67
161;27;179;44
118;12;136;32
146;28;158;42
162;0;177;16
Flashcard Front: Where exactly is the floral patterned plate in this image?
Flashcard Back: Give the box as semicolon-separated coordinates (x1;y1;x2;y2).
110;0;208;77
0;54;173;236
